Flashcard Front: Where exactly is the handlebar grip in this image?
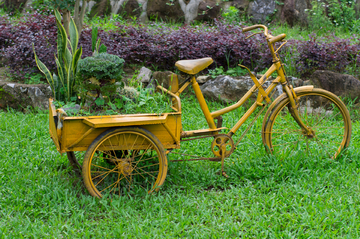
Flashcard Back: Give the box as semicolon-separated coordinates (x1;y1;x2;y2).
268;33;286;44
242;25;263;32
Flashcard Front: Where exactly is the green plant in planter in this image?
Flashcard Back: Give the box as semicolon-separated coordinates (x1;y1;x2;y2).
76;52;125;106
33;9;82;103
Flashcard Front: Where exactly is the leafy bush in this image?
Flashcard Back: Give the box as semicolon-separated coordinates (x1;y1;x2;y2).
77;53;124;80
58;86;174;116
1;12;360;82
76;52;125;104
222;6;240;23
295;35;360;77
0;13;58;79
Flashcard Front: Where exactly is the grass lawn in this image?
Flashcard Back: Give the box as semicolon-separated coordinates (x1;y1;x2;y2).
1;96;360;237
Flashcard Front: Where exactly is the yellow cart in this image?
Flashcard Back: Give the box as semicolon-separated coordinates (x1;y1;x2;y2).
49;95;183;198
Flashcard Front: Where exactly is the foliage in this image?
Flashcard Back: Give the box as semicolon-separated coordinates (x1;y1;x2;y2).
295;35;360;77
1;12;360;82
76;52;124;103
222;6;240;23
33;9;82;103
208;65;247;78
91;26;107;54
307;0;359;33
306;1;333;33
77;53;123;80
49;0;76;11
327;0;356;31
59;86;174;116
0;13;58;81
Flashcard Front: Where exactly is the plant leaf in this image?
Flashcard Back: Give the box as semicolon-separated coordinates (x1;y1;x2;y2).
69;18;79;55
32;44;55;96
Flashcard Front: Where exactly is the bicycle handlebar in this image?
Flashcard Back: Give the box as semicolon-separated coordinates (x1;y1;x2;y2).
242;24;268;35
268;33;286;44
242;24;286;44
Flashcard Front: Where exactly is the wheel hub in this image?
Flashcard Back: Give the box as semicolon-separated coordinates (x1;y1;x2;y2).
118;160;134;176
303;128;315;139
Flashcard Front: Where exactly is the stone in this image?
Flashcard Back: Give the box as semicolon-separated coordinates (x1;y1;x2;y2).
152;71;177;89
200;75;283;103
248;0;276;23
0;82;52;110
280;0;310;26
196;75;211;84
310;70;360;101
287;76;303;87
230;0;249;11
118;0;142;18
146;0;184;22
3;0;29;13
89;0;112;18
195;0;221;22
136;67;152;83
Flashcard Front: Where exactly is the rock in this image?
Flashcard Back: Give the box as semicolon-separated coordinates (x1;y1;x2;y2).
63;104;81;114
0;67;11;83
200;75;283;103
195;0;221;22
281;0;298;26
3;0;29;13
146;0;184;22
248;0;276;23
0;82;52;110
137;67;152;84
118;0;142;18
196;75;211;84
231;0;249;11
152;71;178;89
89;0;112;18
280;0;310;26
287;76;303;87
310;70;360;101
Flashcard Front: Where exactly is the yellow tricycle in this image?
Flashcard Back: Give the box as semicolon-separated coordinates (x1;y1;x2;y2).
49;25;352;198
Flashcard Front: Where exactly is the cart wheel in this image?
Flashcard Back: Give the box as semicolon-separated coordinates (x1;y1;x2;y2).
82;127;168;198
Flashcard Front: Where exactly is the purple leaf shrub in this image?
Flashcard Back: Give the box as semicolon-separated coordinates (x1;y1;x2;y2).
1;13;360;82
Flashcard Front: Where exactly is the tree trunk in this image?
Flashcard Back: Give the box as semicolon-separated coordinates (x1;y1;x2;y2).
60;9;71;35
74;0;88;34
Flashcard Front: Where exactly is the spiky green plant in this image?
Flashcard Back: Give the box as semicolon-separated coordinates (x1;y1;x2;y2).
33;9;82;103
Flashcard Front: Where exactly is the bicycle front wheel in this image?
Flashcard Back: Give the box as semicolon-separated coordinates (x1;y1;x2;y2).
262;88;351;159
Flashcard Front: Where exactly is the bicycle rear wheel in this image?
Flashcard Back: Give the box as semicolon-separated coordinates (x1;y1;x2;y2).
262;88;351;159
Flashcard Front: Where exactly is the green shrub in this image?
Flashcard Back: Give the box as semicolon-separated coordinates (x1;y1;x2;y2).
222;6;240;23
76;52;125;105
77;53;124;81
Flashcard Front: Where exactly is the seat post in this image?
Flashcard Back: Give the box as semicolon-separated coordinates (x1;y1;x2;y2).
190;76;216;129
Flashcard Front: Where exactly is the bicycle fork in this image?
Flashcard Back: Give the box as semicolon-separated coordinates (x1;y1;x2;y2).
283;84;315;138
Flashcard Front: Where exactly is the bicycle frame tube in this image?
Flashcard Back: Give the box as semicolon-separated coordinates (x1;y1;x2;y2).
188;63;283;133
211;64;278;119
